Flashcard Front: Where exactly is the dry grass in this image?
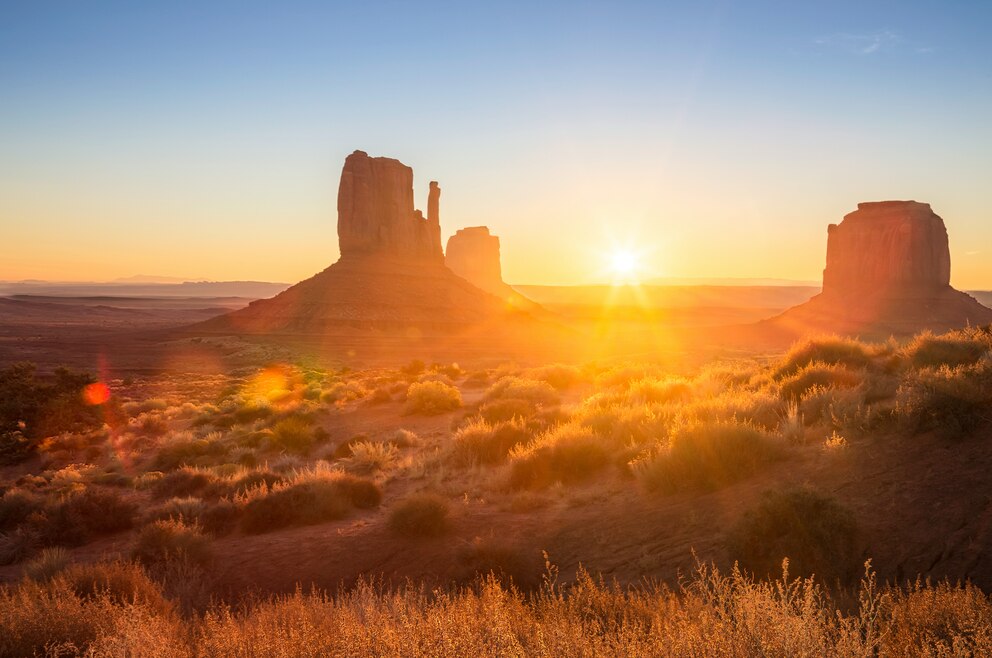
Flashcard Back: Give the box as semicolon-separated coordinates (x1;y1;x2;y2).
0;558;990;656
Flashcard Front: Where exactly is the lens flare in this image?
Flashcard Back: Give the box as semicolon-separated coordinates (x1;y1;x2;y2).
82;382;111;405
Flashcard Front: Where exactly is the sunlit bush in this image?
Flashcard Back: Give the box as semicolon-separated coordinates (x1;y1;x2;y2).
775;335;874;377
344;441;399;474
634;421;782;493
404;381;462;415
904;328;991;369
524;364;582;390
483;377;560;406
895;358;992;439
269;416;318;453
452;417;530;465
240;467;380;534
778;362;862;402
508;423;609;489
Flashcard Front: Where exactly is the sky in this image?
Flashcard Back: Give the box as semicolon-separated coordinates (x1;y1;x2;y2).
1;1;991;287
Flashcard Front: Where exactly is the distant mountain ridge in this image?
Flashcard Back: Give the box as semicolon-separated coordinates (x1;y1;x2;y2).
0;280;291;299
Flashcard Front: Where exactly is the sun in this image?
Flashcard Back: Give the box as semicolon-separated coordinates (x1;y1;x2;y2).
609;248;641;283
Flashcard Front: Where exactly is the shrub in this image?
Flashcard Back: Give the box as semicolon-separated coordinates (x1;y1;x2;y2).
525;364;582;390
24;547;70;582
635;421;782;493
896;361;992;439
331;473;383;509
345;441;398;474
0;363;103;450
400;359;426;377
270;416;317;453
727;487;859;583
136;413;169;437
508;423;609;489
404;381;462;415
226;469;284;496
0;430;35;465
239;470;379;534
199;499;243;535
775;336;873;377
132;519;213;568
452;418;530;465
388;493;450;538
0;488;43;531
368;386;392;403
149;497;207;524
463;370;491;388
456;536;540;589
0;526;41;565
478;398;536;423
152;468;217;500
37;487;137;546
905;330;990;369
154;432;226;470
232;401;273;425
321;382;367;404
627;377;693;405
778;363;862;402
484;377;560;406
62;560;171;614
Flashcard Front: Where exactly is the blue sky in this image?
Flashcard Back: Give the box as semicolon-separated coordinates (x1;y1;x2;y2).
1;1;990;285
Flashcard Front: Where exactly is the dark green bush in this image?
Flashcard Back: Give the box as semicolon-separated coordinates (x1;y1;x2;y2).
388;493;450;538
0;363;104;463
896;363;992;440
239;476;378;534
33;488;136;547
132;519;213;568
727;487;859;584
152;469;217;500
0;489;43;531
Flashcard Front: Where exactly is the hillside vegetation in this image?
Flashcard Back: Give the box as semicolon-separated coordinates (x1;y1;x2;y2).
2;327;992;653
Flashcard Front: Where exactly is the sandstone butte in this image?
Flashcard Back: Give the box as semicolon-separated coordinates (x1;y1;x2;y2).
197;151;534;334
774;200;992;334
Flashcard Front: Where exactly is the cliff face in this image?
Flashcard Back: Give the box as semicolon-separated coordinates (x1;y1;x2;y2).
337;150;442;262
772;200;992;335
195;151;536;335
822;201;951;299
445;227;504;295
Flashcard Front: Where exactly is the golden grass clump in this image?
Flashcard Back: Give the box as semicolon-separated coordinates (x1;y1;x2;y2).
633;421;782;493
508;423;609;489
451;417;530;465
404;381;463;415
